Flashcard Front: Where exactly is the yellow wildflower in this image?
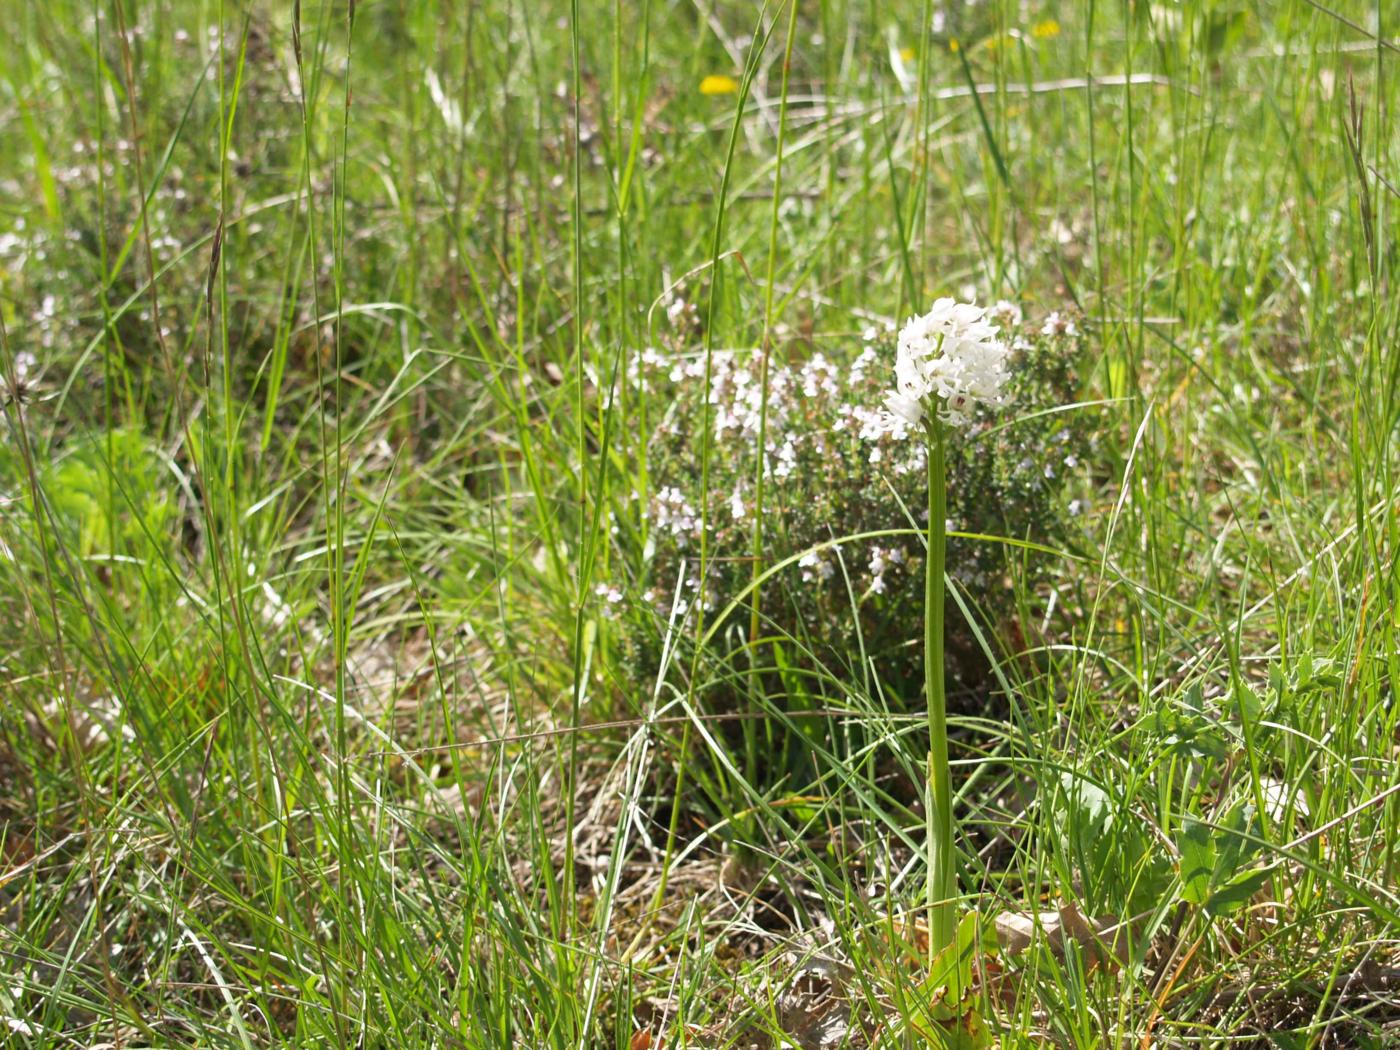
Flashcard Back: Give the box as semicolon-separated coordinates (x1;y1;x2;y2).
1032;18;1061;38
699;74;739;96
899;46;915;62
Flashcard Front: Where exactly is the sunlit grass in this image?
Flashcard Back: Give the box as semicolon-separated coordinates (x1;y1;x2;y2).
0;0;1397;1046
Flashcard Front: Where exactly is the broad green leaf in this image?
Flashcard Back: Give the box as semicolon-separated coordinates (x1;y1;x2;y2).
1177;819;1215;905
1205;866;1276;917
1212;799;1265;880
925;910;987;1006
1056;771;1113;831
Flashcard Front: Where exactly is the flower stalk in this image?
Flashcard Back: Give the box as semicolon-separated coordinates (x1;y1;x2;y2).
924;414;955;965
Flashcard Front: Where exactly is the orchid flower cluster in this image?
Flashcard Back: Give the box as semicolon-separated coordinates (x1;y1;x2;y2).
885;298;1013;429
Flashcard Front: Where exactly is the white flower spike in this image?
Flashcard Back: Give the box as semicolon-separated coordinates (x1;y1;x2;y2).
884;298;1012;428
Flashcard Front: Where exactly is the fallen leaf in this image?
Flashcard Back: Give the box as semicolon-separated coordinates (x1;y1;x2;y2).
994;903;1130;970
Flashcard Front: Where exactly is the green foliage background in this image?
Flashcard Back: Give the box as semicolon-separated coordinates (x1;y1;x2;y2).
0;0;1397;1045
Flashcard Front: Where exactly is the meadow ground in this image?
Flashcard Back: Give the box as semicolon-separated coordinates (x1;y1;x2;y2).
2;1;1399;1046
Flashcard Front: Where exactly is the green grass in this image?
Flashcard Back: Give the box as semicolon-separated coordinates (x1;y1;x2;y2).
1;0;1398;1045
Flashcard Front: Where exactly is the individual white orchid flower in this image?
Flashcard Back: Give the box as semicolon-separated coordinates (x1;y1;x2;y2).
884;391;925;425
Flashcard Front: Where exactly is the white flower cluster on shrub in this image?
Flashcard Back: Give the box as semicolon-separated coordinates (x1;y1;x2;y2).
605;300;1089;698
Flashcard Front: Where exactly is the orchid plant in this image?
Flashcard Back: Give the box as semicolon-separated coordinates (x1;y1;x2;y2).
885;299;1012;971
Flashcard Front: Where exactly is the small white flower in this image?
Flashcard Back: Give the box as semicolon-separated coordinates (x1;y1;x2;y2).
1041;311;1078;337
666;298;697;329
650;486;701;537
869;547;889;575
768;435;799;478
798;550;835;583
729;488;747;522
800;355;840;398
594;583;624;604
989;299;1023;327
12;350;36;382
849;346;879;383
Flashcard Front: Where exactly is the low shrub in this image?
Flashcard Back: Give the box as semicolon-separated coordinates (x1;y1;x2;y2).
607;303;1089;713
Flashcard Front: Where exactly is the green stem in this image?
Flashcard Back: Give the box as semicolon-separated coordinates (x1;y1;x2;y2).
924;415;955;964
